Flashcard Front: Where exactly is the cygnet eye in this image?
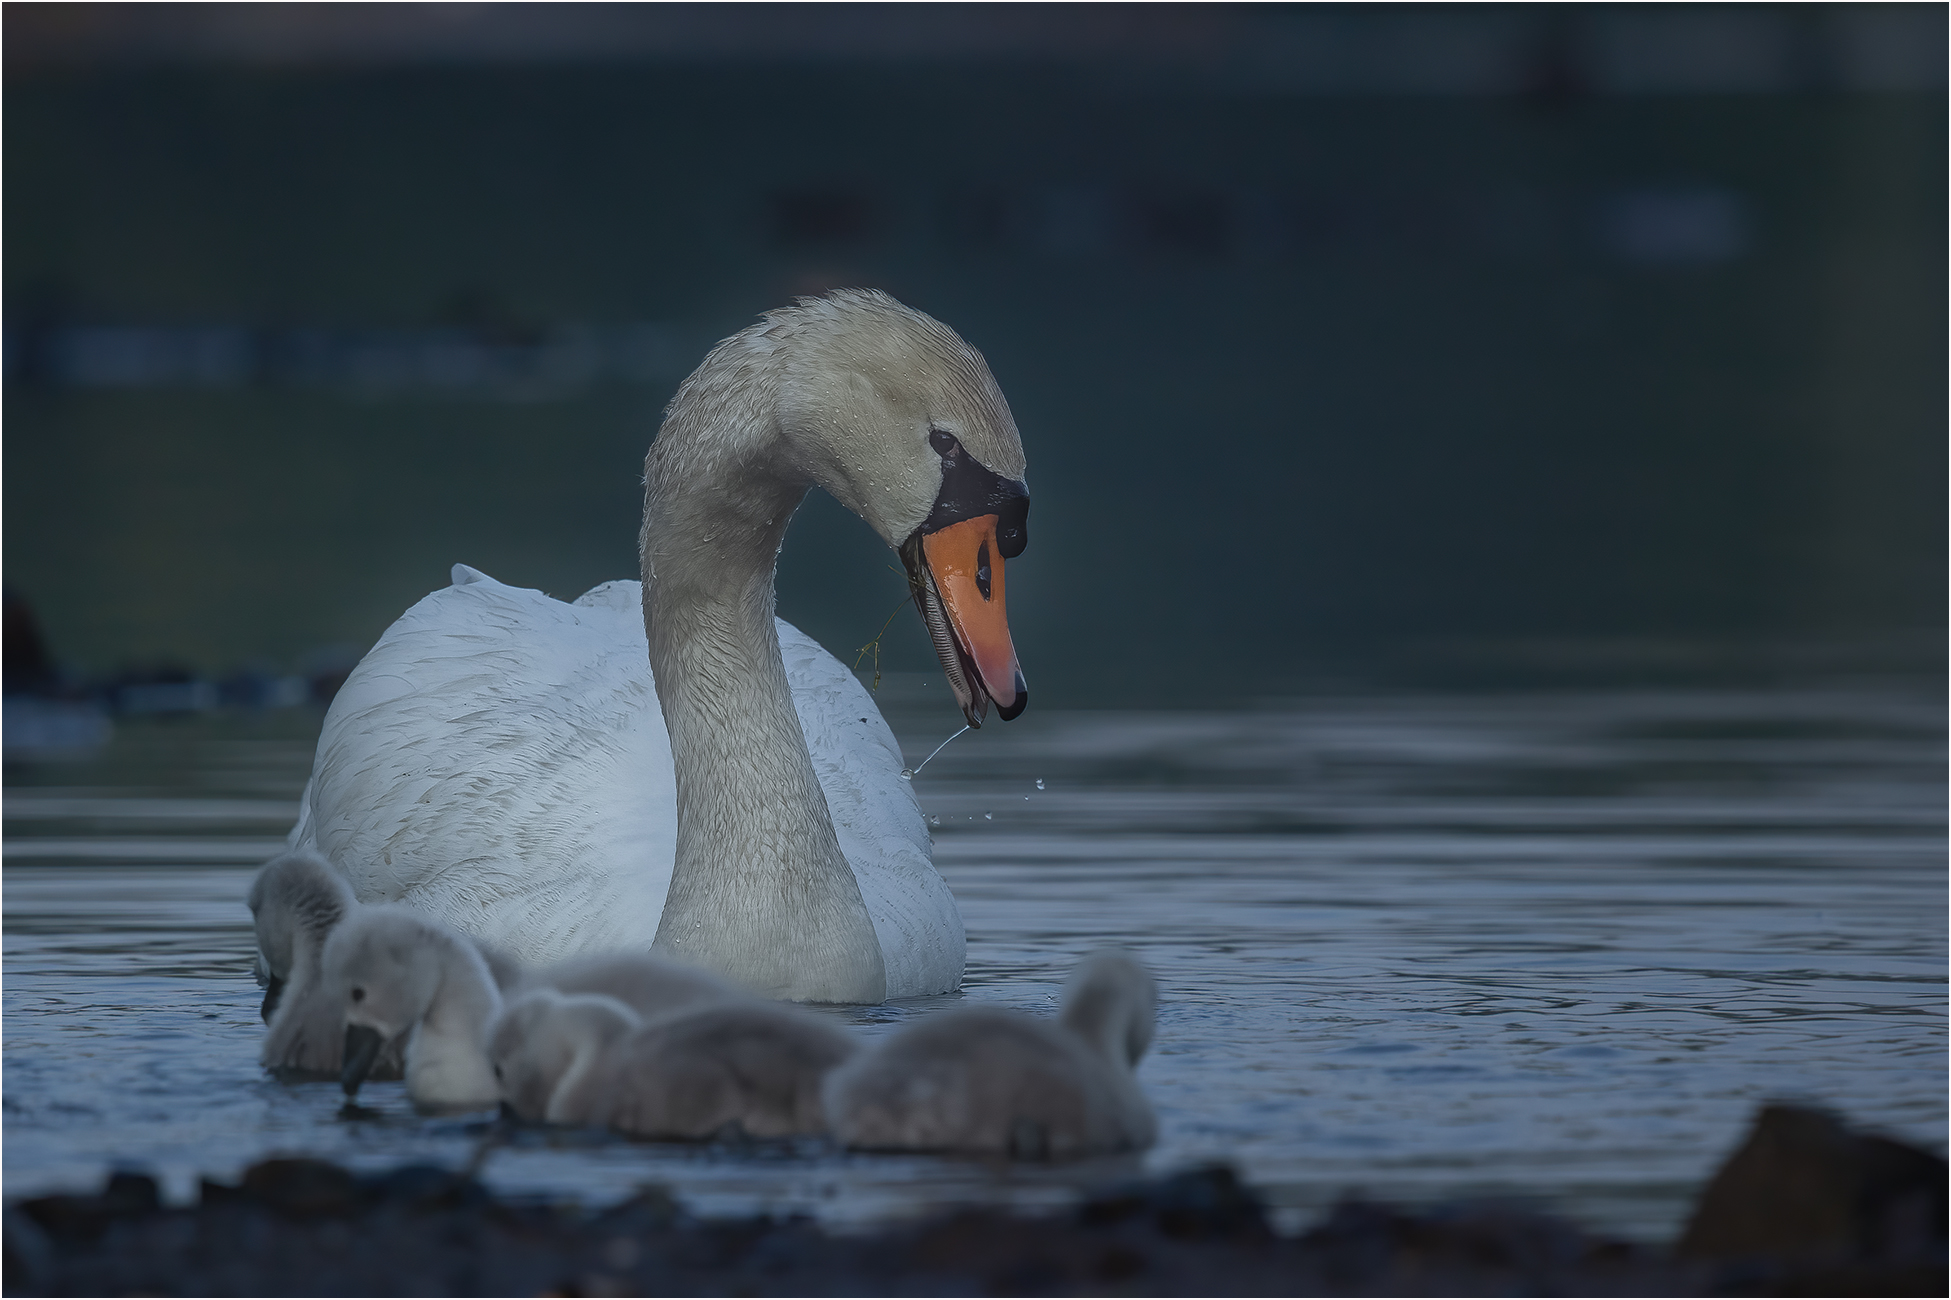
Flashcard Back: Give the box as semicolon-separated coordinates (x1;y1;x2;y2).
351;986;366;1002
928;428;959;457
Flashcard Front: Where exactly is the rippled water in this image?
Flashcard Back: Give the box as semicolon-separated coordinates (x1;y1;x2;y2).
5;675;1944;1243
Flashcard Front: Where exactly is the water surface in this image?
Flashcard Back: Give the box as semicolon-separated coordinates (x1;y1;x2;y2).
5;676;1944;1242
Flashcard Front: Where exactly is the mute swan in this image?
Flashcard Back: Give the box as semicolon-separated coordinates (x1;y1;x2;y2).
248;849;402;1079
289;289;1030;1004
489;988;857;1139
823;950;1158;1157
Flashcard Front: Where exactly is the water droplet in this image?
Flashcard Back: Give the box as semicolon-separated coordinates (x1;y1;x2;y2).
899;769;914;781
1035;779;1045;790
927;814;939;827
983;811;993;821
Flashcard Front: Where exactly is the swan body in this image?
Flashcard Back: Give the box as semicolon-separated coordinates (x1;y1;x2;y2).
291;290;1032;1004
824;950;1159;1157
290;570;951;994
490;988;857;1138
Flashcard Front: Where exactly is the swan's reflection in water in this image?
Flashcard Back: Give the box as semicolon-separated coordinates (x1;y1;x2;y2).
4;676;1944;1243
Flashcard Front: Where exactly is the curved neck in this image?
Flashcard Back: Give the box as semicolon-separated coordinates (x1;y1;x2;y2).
639;333;887;1004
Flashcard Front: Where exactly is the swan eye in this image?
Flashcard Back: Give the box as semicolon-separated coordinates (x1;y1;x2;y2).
928;429;959;457
975;540;992;601
351;986;366;1002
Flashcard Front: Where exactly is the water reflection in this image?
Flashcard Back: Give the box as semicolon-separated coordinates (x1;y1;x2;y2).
3;678;1943;1242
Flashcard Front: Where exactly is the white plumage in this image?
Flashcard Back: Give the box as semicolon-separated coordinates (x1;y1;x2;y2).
289;566;960;996
287;290;1030;1003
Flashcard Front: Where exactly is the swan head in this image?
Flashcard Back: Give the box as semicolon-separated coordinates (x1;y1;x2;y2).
322;907;463;1095
774;290;1031;726
487;989;638;1122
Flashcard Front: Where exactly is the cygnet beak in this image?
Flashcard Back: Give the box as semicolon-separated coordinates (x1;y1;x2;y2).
341;1024;386;1097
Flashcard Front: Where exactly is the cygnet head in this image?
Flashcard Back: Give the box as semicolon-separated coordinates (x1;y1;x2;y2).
1057;949;1157;1069
322;906;498;1099
665;289;1032;725
246;849;353;1023
487;989;638;1123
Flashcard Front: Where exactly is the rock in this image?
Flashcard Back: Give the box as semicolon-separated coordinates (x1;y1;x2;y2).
16;1170;159;1240
239;1157;361;1218
1299;1196;1650;1295
1079;1163;1270;1240
1678;1103;1947;1271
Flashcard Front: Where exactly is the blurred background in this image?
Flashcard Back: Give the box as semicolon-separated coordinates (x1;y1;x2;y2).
4;6;1946;1240
5;2;1945;713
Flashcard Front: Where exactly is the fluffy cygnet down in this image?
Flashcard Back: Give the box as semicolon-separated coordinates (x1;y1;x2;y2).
324;900;744;1111
823;949;1158;1158
248;850;402;1081
326;906;505;1112
489;990;858;1139
514;952;738;1022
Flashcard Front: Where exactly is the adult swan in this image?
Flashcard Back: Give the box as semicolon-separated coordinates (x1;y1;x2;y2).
287;290;1030;1003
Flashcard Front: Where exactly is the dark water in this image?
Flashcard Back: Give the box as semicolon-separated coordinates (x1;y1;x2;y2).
4;675;1944;1242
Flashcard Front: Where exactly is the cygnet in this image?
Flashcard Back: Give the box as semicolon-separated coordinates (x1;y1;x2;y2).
325;906;504;1111
248;850;401;1080
489;989;857;1139
823;949;1158;1158
321;899;748;1110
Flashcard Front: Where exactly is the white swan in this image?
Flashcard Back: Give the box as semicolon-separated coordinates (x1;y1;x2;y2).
489;988;857;1139
823;950;1159;1157
289;290;1030;1004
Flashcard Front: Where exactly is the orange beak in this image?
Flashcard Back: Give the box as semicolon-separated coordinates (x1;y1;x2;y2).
919;514;1026;724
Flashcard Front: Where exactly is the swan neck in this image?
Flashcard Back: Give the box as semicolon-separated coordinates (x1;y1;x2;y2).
639;341;887;1004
